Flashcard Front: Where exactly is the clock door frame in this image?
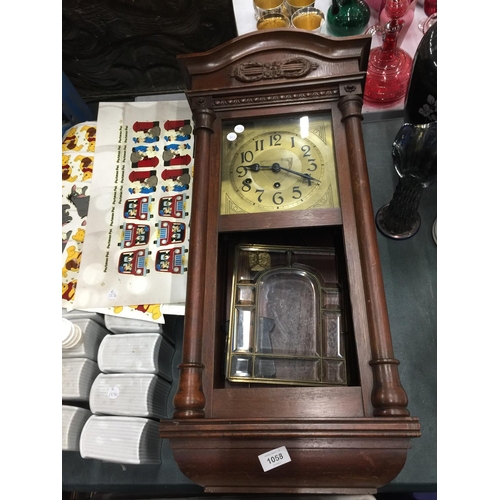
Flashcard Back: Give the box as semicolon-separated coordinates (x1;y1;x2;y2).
203;101;374;419
160;29;420;494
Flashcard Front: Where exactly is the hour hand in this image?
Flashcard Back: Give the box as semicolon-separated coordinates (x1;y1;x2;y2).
237;163;265;175
247;163;263;172
236;163;261;176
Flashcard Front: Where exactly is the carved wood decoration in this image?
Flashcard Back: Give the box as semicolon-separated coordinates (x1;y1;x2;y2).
230;57;319;82
160;29;421;494
62;0;238;101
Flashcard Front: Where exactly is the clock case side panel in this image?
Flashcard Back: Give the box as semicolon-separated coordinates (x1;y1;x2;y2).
331;104;374;415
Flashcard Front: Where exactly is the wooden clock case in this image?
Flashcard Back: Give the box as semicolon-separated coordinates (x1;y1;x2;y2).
159;29;421;494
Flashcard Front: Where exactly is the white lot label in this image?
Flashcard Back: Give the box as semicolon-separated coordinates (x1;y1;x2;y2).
258;446;291;472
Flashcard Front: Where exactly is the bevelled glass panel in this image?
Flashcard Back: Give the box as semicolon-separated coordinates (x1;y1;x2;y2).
255;357;320;382
226;244;347;386
232;308;254;352
256;270;319;356
290;250;338;285
230;356;252;378
253;356;276;379
237;285;255;305
322;310;343;358
322;287;340;309
322;359;346;384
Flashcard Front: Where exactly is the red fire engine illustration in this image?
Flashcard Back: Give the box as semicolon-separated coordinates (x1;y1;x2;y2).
158;194;189;218
154;220;186;246
118;249;151;276
123;196;154;220
117;223;150;248
155;247;187;274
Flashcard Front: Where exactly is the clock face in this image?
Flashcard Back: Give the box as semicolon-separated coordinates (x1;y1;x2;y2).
220;112;340;215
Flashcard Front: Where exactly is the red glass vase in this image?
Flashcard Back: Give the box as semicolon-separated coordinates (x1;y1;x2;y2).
364;20;413;104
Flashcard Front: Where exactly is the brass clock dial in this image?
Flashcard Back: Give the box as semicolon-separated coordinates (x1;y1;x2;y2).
220;112;340;215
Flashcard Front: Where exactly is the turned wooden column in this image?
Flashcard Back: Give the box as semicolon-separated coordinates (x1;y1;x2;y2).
173;105;216;419
338;94;409;417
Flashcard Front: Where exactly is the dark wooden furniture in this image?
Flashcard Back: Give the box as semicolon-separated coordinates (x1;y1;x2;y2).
62;0;237;101
159;29;421;494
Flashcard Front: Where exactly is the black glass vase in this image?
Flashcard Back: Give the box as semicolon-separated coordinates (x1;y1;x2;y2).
404;21;437;125
376;122;437;239
375;22;437;239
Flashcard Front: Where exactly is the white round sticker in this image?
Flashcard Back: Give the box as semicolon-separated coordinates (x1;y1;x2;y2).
234;124;245;133
227;132;237;141
107;386;120;399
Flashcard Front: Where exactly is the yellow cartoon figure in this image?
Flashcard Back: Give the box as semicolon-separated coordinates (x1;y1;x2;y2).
112;304;162;321
130;304;162;320
81;125;97;153
72;228;86;243
62;280;78;301
62;127;83;152
62;245;82;278
74;154;94;181
62;154;78;182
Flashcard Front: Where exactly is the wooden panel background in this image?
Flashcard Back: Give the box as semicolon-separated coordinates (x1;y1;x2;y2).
62;0;238;100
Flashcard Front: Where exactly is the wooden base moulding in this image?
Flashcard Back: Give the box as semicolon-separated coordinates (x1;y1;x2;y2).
160;417;421;494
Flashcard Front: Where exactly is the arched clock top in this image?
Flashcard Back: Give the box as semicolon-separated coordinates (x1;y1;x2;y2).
178;30;371;93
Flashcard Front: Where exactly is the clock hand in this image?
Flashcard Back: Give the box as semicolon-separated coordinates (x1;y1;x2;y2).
270;162;321;184
243;162;321;184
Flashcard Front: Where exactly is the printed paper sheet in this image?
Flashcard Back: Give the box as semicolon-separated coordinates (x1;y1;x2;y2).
70;101;193;310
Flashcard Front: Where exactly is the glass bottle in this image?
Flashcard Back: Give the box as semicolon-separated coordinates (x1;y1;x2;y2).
404;21;437;124
424;0;437;16
373;23;437;240
326;0;371;37
364;20;413;104
418;0;437;32
379;0;415;43
375;122;437;239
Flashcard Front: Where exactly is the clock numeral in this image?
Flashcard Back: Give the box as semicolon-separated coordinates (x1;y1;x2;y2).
307;160;318;172
255;189;264;202
290;136;296;148
241;179;252;192
269;133;282;147
255;139;264;151
240;151;254;163
236;166;247;177
273;192;284;205
292;186;302;199
301;145;311;156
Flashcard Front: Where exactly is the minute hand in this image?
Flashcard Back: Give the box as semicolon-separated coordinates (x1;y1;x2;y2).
270;162;321;184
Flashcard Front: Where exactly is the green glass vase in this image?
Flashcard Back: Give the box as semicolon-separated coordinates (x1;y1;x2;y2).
326;0;371;36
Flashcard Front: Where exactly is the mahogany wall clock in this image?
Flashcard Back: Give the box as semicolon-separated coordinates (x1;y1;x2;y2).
160;29;420;494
